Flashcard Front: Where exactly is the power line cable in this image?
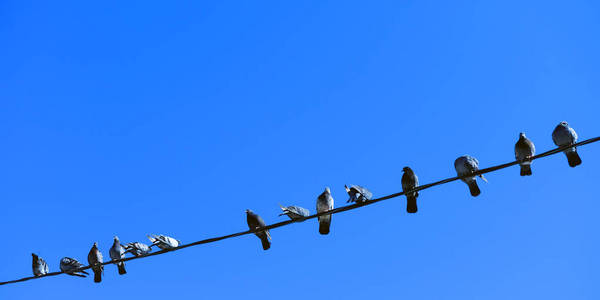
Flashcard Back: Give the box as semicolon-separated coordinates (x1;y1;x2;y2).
1;136;598;286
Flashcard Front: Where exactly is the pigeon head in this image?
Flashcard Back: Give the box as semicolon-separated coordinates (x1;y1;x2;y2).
402;166;411;172
519;132;526;138
324;187;331;194
245;209;253;214
93;242;98;248
559;121;569;127
31;253;38;258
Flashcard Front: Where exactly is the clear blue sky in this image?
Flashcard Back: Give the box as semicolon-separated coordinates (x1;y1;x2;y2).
1;1;599;299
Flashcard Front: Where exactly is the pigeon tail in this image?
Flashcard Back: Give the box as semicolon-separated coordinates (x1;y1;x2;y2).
260;237;271;250
68;273;87;278
467;181;481;197
118;262;127;275
406;196;418;213
566;151;582;167
93;270;102;283
520;164;532;176
319;221;330;235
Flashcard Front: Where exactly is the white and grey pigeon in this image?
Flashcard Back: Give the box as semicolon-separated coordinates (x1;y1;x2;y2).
109;236;126;275
87;242;103;283
147;234;180;250
31;253;49;277
124;242;152;257
344;185;373;204
246;209;271;250
279;204;310;221
316;187;334;235
60;257;89;277
515;132;536;176
552;121;582;167
454;155;487;197
401;166;419;213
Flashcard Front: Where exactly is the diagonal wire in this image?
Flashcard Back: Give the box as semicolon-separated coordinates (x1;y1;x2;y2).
1;136;598;286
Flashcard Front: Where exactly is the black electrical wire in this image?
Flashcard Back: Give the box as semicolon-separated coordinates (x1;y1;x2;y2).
1;136;598;286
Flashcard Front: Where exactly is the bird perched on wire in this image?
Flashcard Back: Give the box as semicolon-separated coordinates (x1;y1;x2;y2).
344;185;373;204
124;242;152;257
147;234;180;250
316;187;334;235
552;121;582;167
246;209;271;250
87;242;103;283
109;236;126;275
515;132;536;176
31;253;49;277
454;155;487;197
401;167;419;213
60;257;89;278
279;204;310;221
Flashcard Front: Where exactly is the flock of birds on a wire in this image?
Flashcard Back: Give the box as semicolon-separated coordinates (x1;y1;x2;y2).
26;121;585;284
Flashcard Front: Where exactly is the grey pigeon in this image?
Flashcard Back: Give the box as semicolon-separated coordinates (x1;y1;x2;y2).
60;257;88;277
454;155;487;197
246;209;271;250
552;121;582;167
316;187;334;235
279;204;310;221
515;132;536;176
147;234;180;250
344;185;373;204
401;166;419;213
31;253;49;277
109;236;126;275
124;242;152;257
87;242;103;283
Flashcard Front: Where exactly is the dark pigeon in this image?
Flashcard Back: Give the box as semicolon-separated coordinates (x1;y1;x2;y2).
344;185;373;204
109;236;126;275
147;234;180;250
279;204;310;221
401;166;419;213
124;242;152;257
454;155;487;197
87;242;103;283
552;121;582;167
60;257;89;277
246;209;271;250
316;187;334;235
32;253;49;277
515;132;536;176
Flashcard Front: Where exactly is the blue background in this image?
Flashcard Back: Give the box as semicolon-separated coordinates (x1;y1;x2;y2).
1;1;599;299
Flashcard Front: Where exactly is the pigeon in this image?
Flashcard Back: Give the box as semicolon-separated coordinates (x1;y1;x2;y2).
316;187;334;235
109;236;126;275
552;121;582;167
31;253;49;277
124;242;152;257
344;185;373;204
87;242;103;283
279;204;310;221
246;209;271;250
147;234;180;250
454;155;487;197
60;257;89;277
401;166;419;213
515;132;536;176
